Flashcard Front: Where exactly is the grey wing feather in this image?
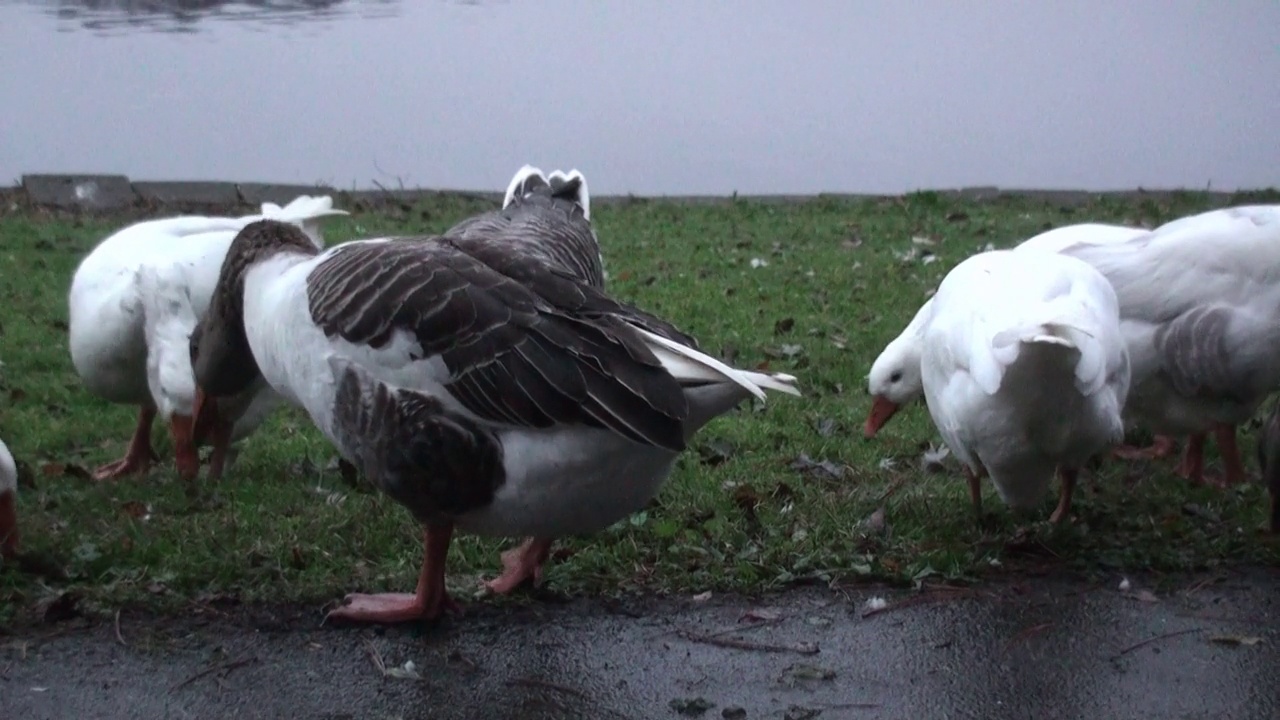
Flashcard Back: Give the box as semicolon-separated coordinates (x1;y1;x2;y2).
307;239;690;451
1153;306;1240;399
447;194;605;289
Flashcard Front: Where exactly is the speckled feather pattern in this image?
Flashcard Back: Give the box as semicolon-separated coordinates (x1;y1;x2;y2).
305;234;692;451
329;358;505;522
449;173;605;289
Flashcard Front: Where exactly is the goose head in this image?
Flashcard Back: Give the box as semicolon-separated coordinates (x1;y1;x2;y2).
191;220;314;438
863;301;933;438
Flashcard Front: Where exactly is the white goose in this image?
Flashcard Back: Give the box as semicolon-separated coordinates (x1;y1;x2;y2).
918;249;1130;521
865;223;1147;436
1055;205;1280;486
0;436;17;559
136;263;285;479
68;196;349;481
190;219;800;623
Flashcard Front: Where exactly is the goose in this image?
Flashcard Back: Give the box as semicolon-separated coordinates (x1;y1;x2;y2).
444;164;609;591
0;436;17;559
190;219;801;623
918;249;1130;522
448;164;604;288
1055;205;1280;487
136;263;284;479
68;196;349;481
865;222;1146;437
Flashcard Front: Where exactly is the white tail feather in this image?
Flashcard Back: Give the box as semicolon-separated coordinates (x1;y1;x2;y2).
637;328;802;400
260;195;349;223
503;164;548;209
985;297;1107;396
549;168;590;220
257;195;349;247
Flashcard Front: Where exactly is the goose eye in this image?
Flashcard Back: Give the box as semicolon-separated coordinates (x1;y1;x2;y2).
889;371;903;383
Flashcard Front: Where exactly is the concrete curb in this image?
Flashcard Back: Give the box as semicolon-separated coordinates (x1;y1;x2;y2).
7;173;1276;214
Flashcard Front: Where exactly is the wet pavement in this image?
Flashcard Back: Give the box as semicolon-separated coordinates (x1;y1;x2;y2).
3;569;1279;719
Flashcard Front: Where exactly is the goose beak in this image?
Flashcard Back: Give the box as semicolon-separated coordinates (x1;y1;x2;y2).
0;488;18;560
863;396;901;438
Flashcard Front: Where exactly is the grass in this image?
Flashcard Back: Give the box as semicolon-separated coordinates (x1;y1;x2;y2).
3;189;1280;626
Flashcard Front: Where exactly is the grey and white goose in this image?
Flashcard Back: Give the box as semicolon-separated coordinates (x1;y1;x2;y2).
447;164;605;288
190;219;800;624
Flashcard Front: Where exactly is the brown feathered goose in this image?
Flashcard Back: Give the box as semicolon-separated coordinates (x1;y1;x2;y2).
439;164;607;593
189;219;800;624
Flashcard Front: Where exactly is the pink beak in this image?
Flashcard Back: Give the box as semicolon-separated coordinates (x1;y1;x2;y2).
863;396;901;438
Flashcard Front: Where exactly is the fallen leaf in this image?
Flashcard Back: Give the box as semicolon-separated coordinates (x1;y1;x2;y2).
749;258;768;269
780;663;837;687
763;344;805;360
1134;589;1159;603
385;659;421;680
732;484;763;510
670;697;715;717
920;445;951;473
813;418;837;438
861;507;888;535
789;454;848;482
911;236;936;246
740;608;781;623
771;482;796;501
863;596;889;612
784;706;822;720
692;591;712;602
1208;635;1263;646
1182;503;1221;523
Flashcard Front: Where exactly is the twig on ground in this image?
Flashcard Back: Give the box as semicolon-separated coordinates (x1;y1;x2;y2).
1001;622;1053;653
1111;628;1203;660
877;474;912;503
113;608;126;647
702;617;785;639
506;677;589;699
677;630;818;655
171;655;259;691
862;587;976;618
362;638;387;676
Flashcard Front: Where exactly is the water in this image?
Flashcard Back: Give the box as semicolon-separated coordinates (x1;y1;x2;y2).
2;0;1278;195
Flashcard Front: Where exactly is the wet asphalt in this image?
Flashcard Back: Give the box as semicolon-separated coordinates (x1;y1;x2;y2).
3;568;1279;720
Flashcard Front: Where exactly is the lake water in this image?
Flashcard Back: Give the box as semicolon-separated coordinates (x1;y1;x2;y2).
2;0;1278;195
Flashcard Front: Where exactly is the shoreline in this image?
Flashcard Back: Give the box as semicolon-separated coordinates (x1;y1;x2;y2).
5;172;1276;214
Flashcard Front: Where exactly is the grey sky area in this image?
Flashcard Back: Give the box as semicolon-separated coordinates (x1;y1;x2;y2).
2;0;1277;193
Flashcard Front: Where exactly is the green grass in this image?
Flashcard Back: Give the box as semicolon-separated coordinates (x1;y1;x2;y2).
3;189;1280;625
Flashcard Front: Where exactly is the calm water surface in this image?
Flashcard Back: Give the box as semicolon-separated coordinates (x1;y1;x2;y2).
2;0;1278;194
